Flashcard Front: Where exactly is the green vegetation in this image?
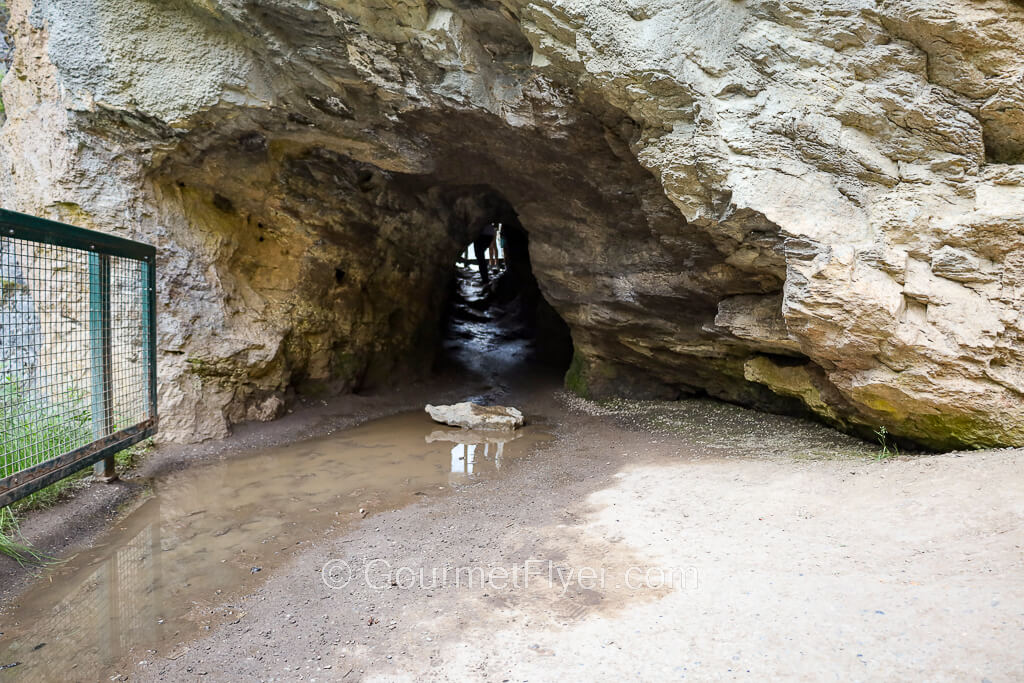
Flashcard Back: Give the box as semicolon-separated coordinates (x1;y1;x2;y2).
564;349;590;398
0;370;90;563
1;373;92;480
0;363;155;563
0;439;150;565
874;425;899;460
0;506;44;565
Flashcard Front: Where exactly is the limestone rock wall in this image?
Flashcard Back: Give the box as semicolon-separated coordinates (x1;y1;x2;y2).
1;0;1022;448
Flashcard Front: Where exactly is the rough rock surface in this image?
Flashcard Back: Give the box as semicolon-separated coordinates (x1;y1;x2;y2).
426;402;525;431
1;0;1023;448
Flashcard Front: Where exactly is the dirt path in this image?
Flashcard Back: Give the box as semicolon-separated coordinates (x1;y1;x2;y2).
107;398;1020;682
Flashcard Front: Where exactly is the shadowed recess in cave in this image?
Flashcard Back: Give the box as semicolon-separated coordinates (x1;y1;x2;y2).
150;130;873;446
438;195;574;394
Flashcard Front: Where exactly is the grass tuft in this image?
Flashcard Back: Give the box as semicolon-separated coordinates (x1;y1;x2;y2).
0;439;152;564
0;506;47;566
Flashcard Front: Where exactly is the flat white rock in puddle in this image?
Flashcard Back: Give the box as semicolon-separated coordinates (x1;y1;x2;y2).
425;402;524;430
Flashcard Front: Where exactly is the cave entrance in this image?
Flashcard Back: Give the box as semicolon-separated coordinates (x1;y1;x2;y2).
438;204;572;390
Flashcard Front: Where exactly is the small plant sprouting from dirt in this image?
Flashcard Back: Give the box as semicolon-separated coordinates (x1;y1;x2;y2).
874;426;900;461
0;506;47;566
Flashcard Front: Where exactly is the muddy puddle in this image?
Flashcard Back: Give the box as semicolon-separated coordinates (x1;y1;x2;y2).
0;411;550;680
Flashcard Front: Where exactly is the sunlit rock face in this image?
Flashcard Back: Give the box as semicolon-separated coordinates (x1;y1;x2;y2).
1;0;1022;448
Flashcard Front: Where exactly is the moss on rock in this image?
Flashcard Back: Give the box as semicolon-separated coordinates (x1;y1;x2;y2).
564;350;590;398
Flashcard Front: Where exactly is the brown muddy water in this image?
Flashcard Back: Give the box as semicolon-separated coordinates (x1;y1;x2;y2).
0;411;550;681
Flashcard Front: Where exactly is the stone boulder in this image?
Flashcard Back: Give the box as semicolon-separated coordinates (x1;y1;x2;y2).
425;403;525;431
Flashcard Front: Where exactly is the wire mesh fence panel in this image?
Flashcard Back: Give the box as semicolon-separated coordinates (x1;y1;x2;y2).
0;209;157;507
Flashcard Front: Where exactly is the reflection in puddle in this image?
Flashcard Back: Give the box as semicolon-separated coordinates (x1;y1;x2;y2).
427;429;521;476
0;412;547;680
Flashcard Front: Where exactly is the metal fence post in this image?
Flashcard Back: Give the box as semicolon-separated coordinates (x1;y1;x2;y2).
89;251;117;481
142;256;157;420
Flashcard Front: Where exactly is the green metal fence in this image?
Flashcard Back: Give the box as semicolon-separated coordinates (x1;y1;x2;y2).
0;208;157;507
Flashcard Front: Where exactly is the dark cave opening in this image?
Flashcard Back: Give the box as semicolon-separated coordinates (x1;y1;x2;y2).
437;196;573;386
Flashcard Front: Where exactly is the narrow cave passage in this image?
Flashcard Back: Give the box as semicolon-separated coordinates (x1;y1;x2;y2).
436;201;573;396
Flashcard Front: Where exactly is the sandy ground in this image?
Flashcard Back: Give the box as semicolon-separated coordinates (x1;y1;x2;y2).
104;394;1021;683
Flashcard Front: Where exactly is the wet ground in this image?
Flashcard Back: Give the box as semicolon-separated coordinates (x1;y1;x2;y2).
439;261;530;394
1;265;1023;681
0;412;550;680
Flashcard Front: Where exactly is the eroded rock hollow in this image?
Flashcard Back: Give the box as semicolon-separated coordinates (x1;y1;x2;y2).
1;0;1022;448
